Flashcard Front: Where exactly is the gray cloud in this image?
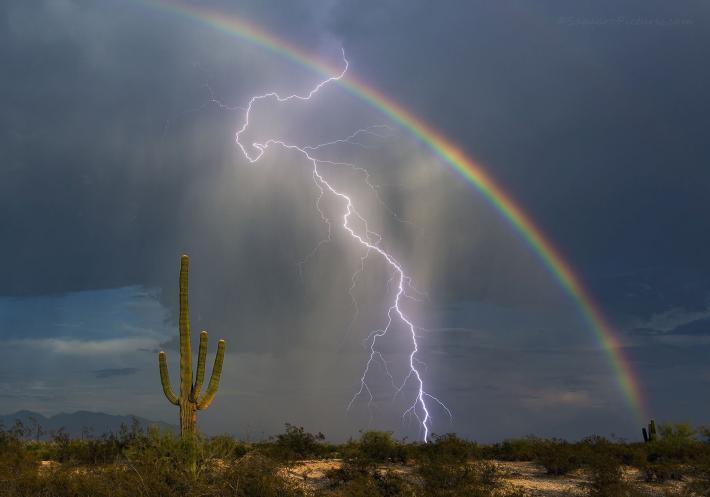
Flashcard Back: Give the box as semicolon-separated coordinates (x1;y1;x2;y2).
93;368;139;379
671;317;710;336
629;307;710;337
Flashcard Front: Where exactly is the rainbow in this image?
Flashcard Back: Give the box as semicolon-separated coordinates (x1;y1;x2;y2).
137;0;648;424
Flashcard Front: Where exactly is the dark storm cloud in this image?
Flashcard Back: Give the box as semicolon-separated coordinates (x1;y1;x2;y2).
93;368;139;379
0;0;335;298
328;0;710;317
1;0;709;440
0;0;347;356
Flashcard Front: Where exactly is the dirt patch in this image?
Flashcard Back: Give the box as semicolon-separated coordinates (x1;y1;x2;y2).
496;461;586;496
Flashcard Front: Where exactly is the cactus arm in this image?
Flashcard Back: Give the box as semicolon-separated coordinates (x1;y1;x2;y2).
197;339;225;410
159;351;179;405
649;419;657;441
191;330;208;401
179;255;192;399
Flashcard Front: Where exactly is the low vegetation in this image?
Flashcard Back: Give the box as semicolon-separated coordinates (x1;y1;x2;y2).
0;419;708;496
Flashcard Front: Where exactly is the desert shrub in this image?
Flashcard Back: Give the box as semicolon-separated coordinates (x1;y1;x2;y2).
324;474;382;497
0;422;34;469
577;435;647;468
46;420;144;465
47;429;73;463
48;432;127;465
646;423;705;465
535;440;582;476
643;459;686;483
334;431;407;469
416;454;499;497
659;423;696;443
325;458;371;485
325;432;412;497
20;444;302;497
324;467;416;497
41;466;145;497
417;433;474;464
584;455;643;497
204;434;250;460
681;457;710;496
219;453;305;497
640;424;702;484
122;426;199;481
0;423;39;495
370;470;416;497
356;431;407;464
615;444;648;468
490;436;542;461
261;423;327;461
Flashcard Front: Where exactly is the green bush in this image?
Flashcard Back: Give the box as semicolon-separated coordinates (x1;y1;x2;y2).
324;467;416;497
122;426;199;483
418;433;474;464
263;423;327;461
584;455;643;497
0;423;38;494
415;436;499;497
324;474;383;497
204;434;250;460
643;460;686;483
325;432;413;497
356;431;406;464
219;453;305;497
640;423;704;484
659;423;696;443
535;440;582;476
333;431;407;470
490;436;542;461
683;458;710;496
416;458;499;497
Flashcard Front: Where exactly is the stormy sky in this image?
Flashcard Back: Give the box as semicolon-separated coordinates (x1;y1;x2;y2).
1;0;709;442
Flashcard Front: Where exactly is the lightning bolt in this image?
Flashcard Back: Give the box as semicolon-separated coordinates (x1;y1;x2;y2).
234;50;450;441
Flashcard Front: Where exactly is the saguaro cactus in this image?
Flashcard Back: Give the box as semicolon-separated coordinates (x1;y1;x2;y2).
159;255;226;438
642;419;657;442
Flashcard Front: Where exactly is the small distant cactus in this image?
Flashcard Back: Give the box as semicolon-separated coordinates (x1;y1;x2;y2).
159;255;226;438
642;419;657;442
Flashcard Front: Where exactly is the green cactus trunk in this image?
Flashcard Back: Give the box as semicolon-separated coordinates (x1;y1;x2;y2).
643;419;658;443
649;419;657;442
180;398;197;437
159;255;226;439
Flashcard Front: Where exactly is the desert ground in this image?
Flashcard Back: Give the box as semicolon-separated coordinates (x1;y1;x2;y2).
284;459;688;496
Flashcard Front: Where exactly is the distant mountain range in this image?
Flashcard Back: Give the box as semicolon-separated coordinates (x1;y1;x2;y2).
0;410;176;439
